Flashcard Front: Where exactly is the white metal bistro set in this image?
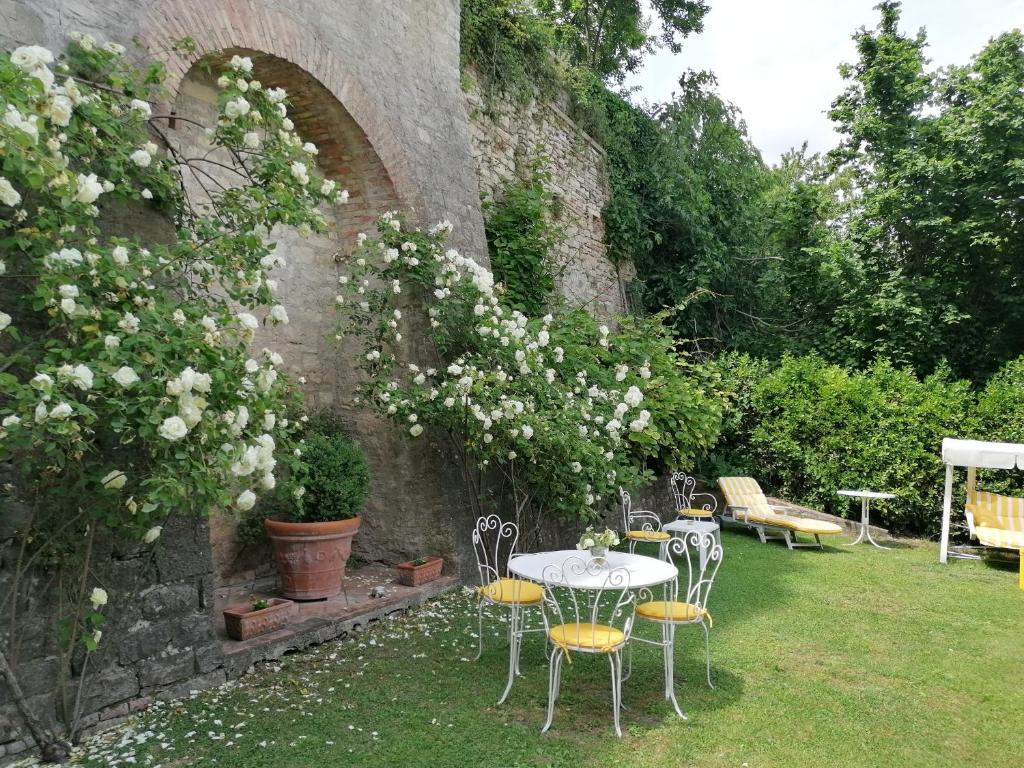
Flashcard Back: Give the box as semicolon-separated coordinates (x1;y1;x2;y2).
471;472;725;737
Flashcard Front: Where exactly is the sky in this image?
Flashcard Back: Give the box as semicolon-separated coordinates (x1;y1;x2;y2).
625;0;1024;165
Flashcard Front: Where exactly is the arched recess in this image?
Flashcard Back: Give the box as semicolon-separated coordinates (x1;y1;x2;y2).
139;0;424;215
169;49;404;591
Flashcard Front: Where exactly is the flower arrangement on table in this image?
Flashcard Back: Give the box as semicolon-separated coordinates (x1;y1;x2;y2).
577;527;620;557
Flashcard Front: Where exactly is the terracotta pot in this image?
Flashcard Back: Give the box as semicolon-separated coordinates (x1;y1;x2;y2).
396;556;444;587
264;517;361;600
223;598;294;641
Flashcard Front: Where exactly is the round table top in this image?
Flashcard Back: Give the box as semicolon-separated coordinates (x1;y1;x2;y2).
837;489;895;500
508;549;677;590
663;518;720;534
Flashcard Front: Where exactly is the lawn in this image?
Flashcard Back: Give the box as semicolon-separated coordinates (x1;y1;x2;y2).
74;531;1023;767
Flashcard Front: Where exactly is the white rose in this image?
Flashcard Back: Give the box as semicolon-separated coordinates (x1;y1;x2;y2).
111;246;130;265
409;424;424;437
49;402;73;420
243;131;260;149
229;54;253;72
74;173;104;204
48;94;74;127
224;97;251;119
521;424;534;440
0;177;20;207
142;526;162;544
90;586;108;609
104;335;120;349
290;161;309;185
31;373;53;391
69;364;94;390
157;415;188;441
0;311;12;331
237;312;259;331
235;490;257;511
129;99;151;118
10;45;54;71
112;366;139;388
130;148;152;167
320;179;335;195
624;386;644;408
269;305;289;325
101;470;127;490
2;415;21;428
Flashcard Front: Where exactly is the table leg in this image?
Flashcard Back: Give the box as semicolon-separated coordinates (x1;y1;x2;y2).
847;498;867;546
862;499;890;550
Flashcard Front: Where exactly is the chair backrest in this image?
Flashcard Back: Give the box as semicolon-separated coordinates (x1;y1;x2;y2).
472;514;520;588
663;531;723;613
540;555;636;642
670;471;719;514
620;486;662;533
718;476;774;517
967;490;1024;532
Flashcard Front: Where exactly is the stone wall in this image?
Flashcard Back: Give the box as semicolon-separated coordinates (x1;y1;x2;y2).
0;0;486;758
0;512;223;761
465;71;632;320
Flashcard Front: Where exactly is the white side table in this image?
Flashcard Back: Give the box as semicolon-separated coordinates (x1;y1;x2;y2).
663;518;721;569
837;489;894;549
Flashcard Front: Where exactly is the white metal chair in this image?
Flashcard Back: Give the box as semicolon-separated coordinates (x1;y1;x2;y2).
631;531;723;718
472;514;545;704
539;556;636;737
620;486;671;557
669;471;719;520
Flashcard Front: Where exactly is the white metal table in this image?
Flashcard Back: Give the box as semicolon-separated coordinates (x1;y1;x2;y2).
837;489;894;549
508;550;678;727
509;549;677;590
663;518;721;570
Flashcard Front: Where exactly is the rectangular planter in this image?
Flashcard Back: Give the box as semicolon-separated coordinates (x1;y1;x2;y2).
223;598;295;641
395;556;444;587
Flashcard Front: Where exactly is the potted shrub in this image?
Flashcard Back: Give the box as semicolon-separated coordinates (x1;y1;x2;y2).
396;556;444;587
264;416;370;600
223;597;295;641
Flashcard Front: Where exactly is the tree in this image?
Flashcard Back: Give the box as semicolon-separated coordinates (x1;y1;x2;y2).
537;0;709;82
827;2;1024;379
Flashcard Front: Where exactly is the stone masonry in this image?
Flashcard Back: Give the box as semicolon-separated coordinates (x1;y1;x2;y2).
465;70;633;320
0;0;635;759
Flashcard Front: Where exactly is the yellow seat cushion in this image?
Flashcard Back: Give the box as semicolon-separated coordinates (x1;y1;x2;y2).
975;525;1024;550
636;600;707;623
677;508;715;518
771;514;844;536
626;530;671;542
478;577;544;605
548;623;625;651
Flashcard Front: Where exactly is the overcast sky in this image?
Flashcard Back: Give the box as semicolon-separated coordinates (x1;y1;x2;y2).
625;0;1024;165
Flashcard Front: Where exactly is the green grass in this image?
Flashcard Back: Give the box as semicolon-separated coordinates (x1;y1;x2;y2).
74;532;1023;767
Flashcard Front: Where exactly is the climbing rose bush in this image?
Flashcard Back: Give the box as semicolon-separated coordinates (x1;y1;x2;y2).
333;213;720;526
0;38;345;646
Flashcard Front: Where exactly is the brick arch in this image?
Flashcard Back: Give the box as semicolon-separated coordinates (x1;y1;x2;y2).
139;0;423;214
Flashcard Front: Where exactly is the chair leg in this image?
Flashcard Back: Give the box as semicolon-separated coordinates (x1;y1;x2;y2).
783;530;794;550
623;636;634;682
610;651;623;737
542;648;563;733
815;534;823;549
665;623;686;719
755;525;767;544
497;605;518;705
474;600;485;661
702;621;714;689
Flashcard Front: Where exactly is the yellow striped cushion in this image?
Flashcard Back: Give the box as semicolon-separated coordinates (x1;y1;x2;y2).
975;525;1024;550
636;600;707;623
968;491;1024;532
478;578;544;605
677;507;715;518
719;476;843;535
548;623;625;651
626;530;671;542
771;515;844;536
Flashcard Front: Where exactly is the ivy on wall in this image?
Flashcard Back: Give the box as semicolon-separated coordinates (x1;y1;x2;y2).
482;156;562;317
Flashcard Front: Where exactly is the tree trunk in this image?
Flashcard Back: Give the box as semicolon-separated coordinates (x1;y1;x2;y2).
0;647;71;763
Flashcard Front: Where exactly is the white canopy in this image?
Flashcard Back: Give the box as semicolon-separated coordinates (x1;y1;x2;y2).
939;438;1024;563
941;438;1024;470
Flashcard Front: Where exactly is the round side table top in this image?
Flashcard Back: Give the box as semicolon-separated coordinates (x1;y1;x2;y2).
508;549;676;590
837;489;895;500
